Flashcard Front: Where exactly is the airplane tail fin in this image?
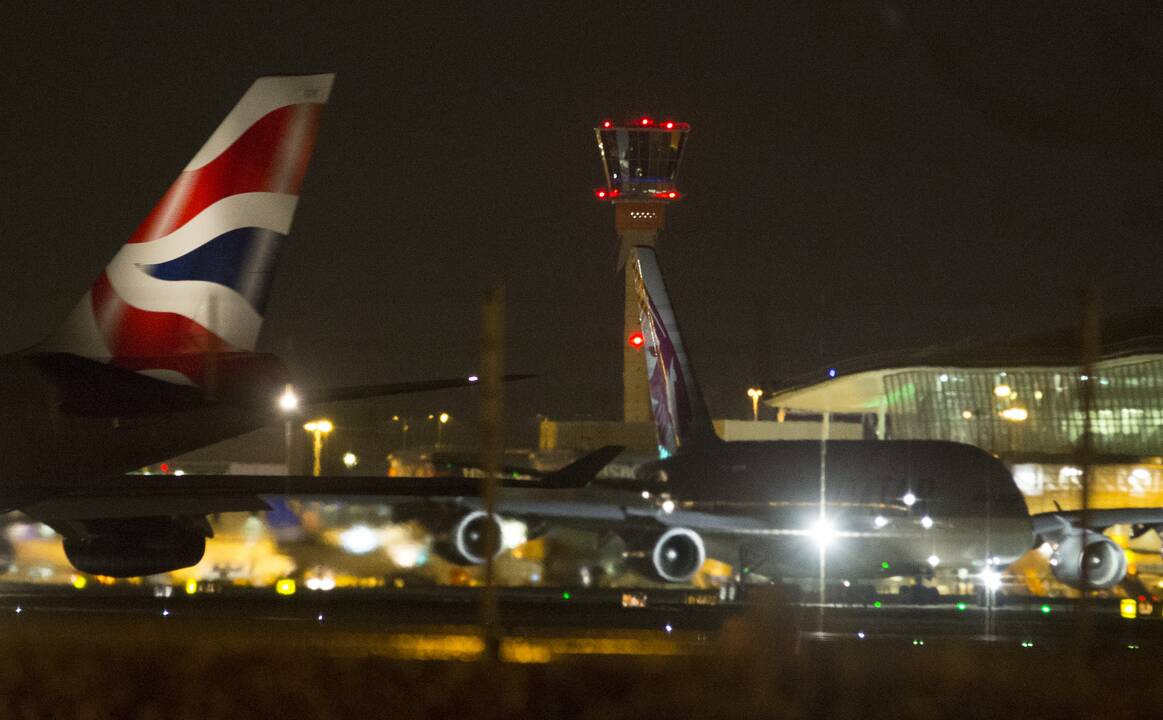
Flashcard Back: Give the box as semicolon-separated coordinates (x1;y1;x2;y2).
631;246;718;456
39;74;334;387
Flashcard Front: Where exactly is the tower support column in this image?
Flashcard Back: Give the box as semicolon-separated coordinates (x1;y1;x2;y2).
592;116;689;426
616;205;665;423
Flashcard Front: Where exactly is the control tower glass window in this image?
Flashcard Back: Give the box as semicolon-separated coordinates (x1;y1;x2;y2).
597;128;688;198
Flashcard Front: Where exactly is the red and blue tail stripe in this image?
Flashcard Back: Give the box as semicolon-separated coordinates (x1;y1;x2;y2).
141;226;283;314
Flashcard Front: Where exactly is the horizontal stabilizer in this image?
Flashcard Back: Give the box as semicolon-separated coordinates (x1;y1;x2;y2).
31;352;209;417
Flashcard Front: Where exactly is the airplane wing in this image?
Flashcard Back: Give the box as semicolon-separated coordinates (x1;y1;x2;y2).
1032;508;1163;539
34;351;535;418
17;446;623;521
300;374;534;404
431;445;626;487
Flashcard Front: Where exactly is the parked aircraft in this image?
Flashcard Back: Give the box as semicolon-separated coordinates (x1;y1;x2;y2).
3;74;523;576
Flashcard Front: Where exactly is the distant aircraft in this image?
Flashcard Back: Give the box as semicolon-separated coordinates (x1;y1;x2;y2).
3;75;526;577
622;245;1163;592
286;246;1163;595
369;249;1035;589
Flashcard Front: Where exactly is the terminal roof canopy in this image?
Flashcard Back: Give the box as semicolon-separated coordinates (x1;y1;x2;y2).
767;308;1163;413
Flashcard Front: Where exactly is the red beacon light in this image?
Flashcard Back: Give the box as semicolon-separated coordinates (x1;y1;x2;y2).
628;331;645;349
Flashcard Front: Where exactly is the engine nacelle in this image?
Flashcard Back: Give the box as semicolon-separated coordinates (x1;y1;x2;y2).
63;522;207;577
433;510;503;566
628;527;706;583
1050;531;1127;590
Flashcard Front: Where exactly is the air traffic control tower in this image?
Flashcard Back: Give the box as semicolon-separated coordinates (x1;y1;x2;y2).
594;116;690;423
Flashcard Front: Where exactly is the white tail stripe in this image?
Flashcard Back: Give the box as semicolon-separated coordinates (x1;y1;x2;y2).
104;263;263;351
115;192;297;265
184;74;335;172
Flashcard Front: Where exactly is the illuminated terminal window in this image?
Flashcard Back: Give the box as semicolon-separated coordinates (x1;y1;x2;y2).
881;359;1163;456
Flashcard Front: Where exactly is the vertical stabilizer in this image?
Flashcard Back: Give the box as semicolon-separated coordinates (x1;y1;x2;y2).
40;74;334;386
631;246;718;456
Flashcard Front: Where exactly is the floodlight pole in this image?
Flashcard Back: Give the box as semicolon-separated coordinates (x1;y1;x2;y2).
818;411;829;635
1077;285;1101;651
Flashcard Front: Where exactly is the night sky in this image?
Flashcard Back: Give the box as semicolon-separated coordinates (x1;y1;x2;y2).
2;4;1160;447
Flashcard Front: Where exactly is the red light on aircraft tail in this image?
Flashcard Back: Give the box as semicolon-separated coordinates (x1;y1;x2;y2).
639;117;652;126
628;331;645;349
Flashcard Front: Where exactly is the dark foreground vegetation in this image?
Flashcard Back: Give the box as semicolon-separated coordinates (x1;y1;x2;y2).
0;601;1159;719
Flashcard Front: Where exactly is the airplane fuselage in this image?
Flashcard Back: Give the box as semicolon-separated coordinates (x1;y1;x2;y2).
637;439;1033;579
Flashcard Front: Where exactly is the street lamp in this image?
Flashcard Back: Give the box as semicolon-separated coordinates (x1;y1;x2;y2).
278;385;300;413
303;419;333;477
278;384;299;474
390;415;410;450
437;412;451;447
746;387;764;422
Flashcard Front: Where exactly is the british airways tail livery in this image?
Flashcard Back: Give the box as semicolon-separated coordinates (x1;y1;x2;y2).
1;76;536;578
41;74;335;387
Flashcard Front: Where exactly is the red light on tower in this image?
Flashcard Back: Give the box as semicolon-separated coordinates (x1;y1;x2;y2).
628;331;645;349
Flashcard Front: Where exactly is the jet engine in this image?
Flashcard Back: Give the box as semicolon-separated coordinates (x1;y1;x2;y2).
627;527;706;583
433;510;503;566
1049;531;1127;590
61;517;208;577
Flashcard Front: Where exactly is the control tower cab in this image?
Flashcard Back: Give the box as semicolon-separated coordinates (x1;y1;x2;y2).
593;117;690;424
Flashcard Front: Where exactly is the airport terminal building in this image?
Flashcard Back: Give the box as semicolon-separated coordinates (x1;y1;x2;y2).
766;310;1163;515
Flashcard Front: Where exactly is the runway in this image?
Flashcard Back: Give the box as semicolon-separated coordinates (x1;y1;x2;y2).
1;582;1160;659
